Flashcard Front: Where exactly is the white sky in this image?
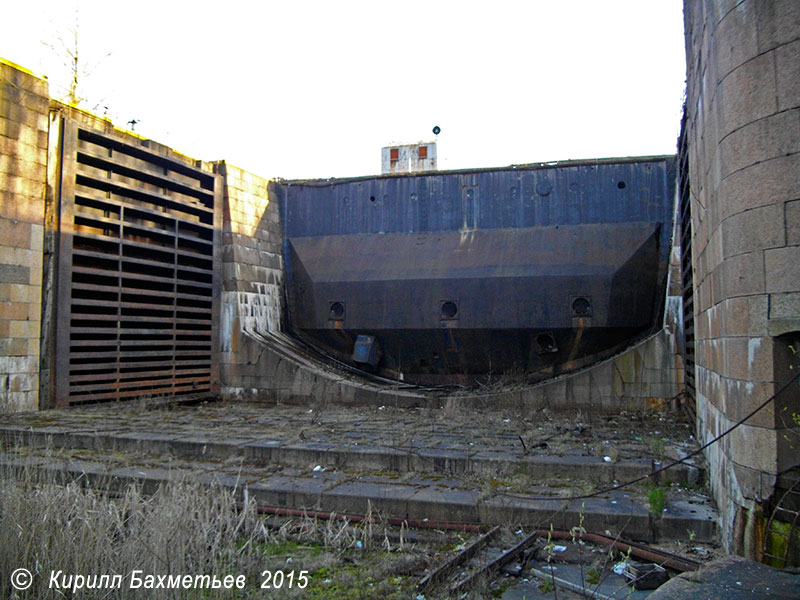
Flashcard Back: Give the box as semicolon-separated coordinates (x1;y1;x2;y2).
3;1;686;180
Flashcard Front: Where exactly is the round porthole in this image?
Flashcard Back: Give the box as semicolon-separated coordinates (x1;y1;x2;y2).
536;333;557;353
572;297;591;316
329;301;345;320
441;301;458;319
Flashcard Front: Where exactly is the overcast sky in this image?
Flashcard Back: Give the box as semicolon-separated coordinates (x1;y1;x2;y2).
3;1;686;180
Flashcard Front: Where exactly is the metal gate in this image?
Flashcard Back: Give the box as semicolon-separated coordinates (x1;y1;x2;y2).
53;118;221;406
677;113;696;406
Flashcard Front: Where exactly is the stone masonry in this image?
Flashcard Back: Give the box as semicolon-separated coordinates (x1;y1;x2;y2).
683;0;800;556
218;162;285;401
0;59;48;412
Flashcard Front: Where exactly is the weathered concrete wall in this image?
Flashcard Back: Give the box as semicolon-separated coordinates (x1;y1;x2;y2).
217;163;285;401
0;60;48;412
683;0;800;556
222;318;684;413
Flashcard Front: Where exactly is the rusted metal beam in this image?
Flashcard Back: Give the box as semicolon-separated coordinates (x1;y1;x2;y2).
536;529;701;572
416;525;501;591
450;530;539;593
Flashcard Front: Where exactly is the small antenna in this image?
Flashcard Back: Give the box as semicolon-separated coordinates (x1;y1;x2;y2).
127;119;139;131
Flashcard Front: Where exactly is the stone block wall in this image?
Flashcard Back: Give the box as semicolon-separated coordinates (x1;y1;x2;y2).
217;162;285;401
683;0;800;555
0;59;48;412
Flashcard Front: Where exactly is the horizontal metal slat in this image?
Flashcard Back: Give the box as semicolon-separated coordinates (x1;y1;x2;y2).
76;189;214;234
69;370;212;386
70;267;120;282
118;342;175;350
77;127;215;189
119;274;177;289
116;328;174;336
68;353;119;362
69;299;121;310
177;229;214;246
69;370;169;383
69;322;119;332
174;291;213;302
119;299;176;310
78;147;213;201
71;248;122;264
76;172;213;218
71;283;120;295
74;212;122;231
68;377;175;393
121;222;176;244
68;387;183;402
174;305;212;314
175;319;213;327
175;261;214;274
116;350;176;359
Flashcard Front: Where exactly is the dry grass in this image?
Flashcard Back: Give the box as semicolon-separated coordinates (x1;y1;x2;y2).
0;459;430;599
0;467;276;598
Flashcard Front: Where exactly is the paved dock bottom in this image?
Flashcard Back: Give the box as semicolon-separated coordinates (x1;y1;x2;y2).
648;555;799;599
1;400;795;597
0;400;716;543
501;555;800;599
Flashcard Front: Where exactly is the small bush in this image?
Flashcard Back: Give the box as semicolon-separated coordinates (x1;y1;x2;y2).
647;484;667;517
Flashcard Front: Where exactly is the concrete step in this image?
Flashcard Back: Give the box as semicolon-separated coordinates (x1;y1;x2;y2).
0;445;717;545
0;403;716;545
0;424;702;486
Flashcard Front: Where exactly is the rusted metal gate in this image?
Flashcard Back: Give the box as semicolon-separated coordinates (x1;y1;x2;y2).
677;114;696;405
52;118;221;407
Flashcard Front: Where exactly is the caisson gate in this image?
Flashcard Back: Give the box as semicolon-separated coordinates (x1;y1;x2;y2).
47;118;221;407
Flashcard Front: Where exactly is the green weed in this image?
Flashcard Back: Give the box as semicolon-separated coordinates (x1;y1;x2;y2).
647;484;667;517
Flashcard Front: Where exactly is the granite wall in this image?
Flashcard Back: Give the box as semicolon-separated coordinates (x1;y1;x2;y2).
683;0;800;555
0;59;48;412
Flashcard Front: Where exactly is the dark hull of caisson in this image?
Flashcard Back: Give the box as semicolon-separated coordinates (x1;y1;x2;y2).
275;156;676;387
